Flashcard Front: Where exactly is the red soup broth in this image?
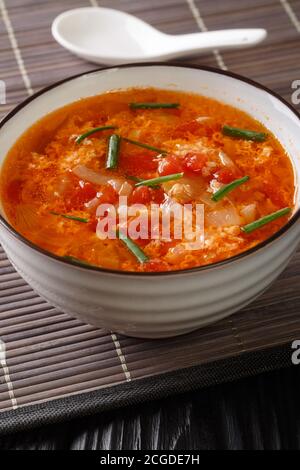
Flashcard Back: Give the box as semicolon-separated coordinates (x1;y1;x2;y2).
0;88;295;272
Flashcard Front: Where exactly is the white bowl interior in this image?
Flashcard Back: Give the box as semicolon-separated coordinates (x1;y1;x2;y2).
0;65;299;218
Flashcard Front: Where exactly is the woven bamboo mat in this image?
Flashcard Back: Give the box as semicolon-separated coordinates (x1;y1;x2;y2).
1;0;300;431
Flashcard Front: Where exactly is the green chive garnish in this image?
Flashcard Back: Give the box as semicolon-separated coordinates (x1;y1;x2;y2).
106;134;121;169
222;125;267;142
126;175;141;183
241;207;291;234
63;256;95;267
135;173;184;187
123;137;167;154
130;102;179;109
50;212;89;223
126;175;159;189
211;176;249;202
75;126;117;144
117;229;149;264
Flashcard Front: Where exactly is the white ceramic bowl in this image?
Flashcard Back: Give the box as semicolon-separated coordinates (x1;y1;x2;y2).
0;64;300;338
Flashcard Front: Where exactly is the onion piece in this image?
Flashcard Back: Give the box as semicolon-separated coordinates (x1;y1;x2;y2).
218;151;238;171
240;203;257;223
107;178;125;193
209;179;223;194
196;191;217;208
167;183;193;203
73;165;111;185
118;181;133;197
195;116;211;122
84;196;100;210
260;146;272;158
166;240;203;264
163;175;205;202
73;165;130;198
206;206;242;227
160;196;182;216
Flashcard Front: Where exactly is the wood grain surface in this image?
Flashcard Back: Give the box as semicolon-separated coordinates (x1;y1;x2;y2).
1;0;300;432
1;365;300;450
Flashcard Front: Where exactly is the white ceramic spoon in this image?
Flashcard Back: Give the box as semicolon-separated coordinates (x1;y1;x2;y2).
52;7;267;65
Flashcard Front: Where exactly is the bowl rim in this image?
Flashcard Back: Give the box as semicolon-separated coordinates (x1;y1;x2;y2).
0;62;299;277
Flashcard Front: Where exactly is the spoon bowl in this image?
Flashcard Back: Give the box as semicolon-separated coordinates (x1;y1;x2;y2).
52;7;267;65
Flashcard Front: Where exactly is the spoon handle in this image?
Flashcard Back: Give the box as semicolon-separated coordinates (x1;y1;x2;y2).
164;29;267;57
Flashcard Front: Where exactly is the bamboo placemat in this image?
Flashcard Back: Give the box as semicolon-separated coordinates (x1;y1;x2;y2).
1;0;300;433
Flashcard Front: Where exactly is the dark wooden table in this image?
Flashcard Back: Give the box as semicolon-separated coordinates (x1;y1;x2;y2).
0;365;300;450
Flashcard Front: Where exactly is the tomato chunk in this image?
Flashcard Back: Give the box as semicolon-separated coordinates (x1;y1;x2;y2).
130;186;165;205
120;153;157;175
214;168;236;184
263;181;285;208
150;187;165;204
67;181;97;209
97;185;118;204
130;186;152;204
183;152;207;174
157;155;183;176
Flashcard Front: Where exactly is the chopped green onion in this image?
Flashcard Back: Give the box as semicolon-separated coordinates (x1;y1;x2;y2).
75;126;117;144
130;102;180;109
117;229;149;264
123;137;167;154
50;212;89;223
211;176;250;202
241;207;291;234
222;125;267;142
135;173;184;187
106;134;121;169
126;175;141;183
126;175;159;189
63;256;95;267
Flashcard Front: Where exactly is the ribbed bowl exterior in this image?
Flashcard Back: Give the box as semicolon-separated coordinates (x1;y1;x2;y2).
1;220;299;338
